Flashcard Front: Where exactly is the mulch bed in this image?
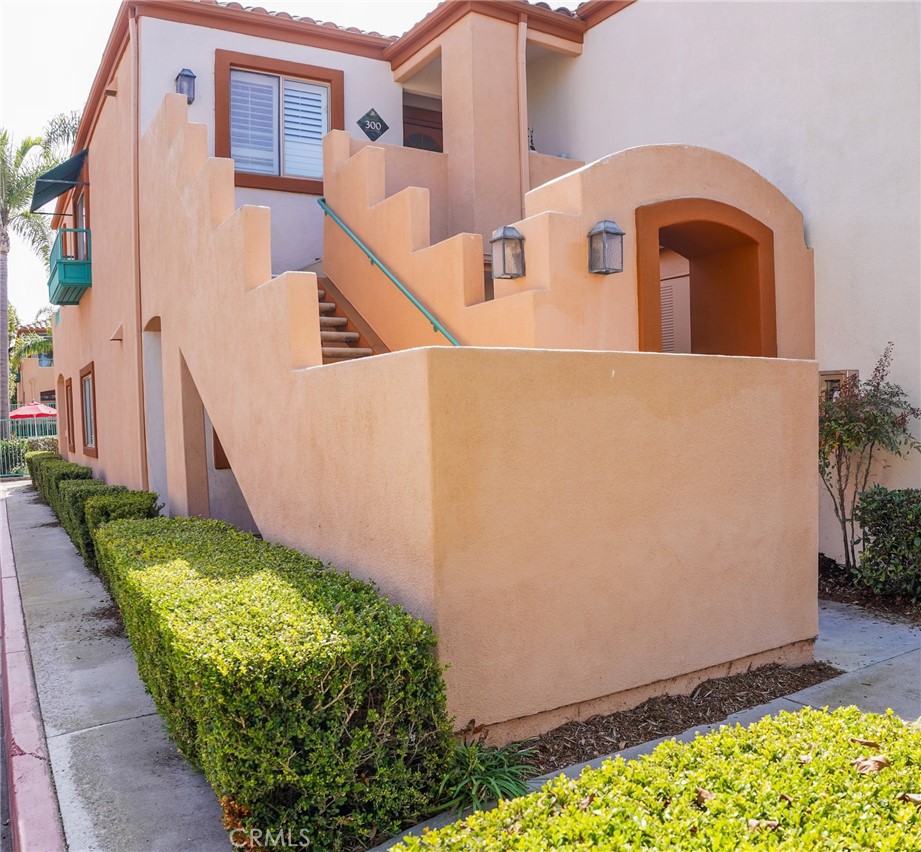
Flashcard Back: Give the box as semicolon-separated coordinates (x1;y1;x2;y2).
520;661;841;776
819;553;921;624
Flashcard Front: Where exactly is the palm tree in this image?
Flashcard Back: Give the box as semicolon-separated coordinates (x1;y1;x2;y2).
1;132;54;431
1;113;78;432
9;324;53;404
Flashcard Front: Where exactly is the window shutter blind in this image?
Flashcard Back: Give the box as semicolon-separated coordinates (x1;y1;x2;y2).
660;282;676;353
282;79;328;179
230;70;279;175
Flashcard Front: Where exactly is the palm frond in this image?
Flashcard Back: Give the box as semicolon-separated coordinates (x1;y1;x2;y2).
43;111;82;160
9;334;53;377
9;212;52;265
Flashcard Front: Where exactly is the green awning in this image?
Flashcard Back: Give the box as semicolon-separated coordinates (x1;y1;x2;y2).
30;149;88;212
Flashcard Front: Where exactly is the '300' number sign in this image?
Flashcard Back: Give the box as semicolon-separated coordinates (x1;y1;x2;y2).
357;109;389;141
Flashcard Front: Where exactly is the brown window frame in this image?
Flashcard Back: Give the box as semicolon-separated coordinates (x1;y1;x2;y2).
215;50;344;196
819;369;859;401
79;362;98;458
64;378;75;453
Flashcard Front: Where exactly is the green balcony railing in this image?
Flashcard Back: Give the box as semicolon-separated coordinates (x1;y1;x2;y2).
48;228;92;306
318;198;460;346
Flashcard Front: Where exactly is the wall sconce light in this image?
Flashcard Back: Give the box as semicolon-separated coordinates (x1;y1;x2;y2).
175;68;196;104
490;226;526;279
588;220;625;274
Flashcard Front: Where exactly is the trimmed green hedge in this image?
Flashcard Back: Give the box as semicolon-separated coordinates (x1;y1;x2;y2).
36;459;93;516
855;486;921;601
57;480;128;569
92;516;453;850
396;707;921;850
25;450;59;485
84;491;161;546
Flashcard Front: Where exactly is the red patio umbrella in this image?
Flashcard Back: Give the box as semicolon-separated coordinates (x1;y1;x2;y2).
10;401;58;419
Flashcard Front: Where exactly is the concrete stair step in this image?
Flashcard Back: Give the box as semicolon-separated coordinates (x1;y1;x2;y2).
322;347;374;359
321;330;360;343
318;301;337;313
319;316;348;328
317;289;326;300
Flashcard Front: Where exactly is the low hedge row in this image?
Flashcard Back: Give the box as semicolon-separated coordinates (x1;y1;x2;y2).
36;458;93;517
396;707;921;850
26;450;159;570
85;491;161;543
58;480;128;568
855;486;921;601
25;450;60;485
92;516;453;851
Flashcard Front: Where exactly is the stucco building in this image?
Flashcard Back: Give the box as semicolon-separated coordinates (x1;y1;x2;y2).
37;0;919;738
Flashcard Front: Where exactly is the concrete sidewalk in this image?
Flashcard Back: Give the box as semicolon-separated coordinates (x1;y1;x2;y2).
2;478;919;852
1;480;227;852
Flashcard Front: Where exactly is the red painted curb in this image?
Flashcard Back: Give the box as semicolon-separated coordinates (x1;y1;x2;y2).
0;489;67;852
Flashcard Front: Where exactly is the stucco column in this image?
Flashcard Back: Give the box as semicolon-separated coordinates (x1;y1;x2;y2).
440;13;523;246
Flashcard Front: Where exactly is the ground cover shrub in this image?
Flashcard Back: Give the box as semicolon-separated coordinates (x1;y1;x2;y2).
24;435;58;454
84;490;161;545
437;740;533;813
24;449;58;484
92;516;453;851
395;707;921;850
57;479;127;569
854;486;921;601
36;458;92;516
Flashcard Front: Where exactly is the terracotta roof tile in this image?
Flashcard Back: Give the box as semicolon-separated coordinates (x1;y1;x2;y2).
202;0;583;42
206;0;401;41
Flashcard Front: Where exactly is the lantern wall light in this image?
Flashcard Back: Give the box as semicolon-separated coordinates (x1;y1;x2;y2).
588;220;625;274
490;225;526;279
175;68;196;105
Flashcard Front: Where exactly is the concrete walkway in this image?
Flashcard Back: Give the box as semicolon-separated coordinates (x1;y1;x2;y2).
2;479;919;852
1;480;227;852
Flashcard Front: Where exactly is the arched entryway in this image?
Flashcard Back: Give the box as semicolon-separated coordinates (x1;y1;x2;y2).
636;198;778;357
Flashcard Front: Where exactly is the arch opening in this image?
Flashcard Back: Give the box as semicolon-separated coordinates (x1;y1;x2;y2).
637;199;777;357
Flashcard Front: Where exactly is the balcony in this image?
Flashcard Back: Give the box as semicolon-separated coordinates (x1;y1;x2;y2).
48;228;92;305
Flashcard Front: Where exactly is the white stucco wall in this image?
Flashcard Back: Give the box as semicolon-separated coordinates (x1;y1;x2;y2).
138;16;402;274
528;0;921;556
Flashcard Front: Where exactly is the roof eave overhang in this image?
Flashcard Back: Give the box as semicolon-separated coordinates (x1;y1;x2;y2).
384;1;588;69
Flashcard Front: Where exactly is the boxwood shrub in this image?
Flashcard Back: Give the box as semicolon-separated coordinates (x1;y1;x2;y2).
57;480;128;569
84;490;161;545
36;458;93;516
24;450;59;485
855;486;921;601
396;707;921;850
92;516;453;850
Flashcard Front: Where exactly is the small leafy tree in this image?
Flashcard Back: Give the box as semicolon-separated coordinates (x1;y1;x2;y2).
819;342;921;572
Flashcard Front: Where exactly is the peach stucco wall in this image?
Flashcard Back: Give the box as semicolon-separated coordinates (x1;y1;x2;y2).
526;0;920;560
323;134;814;360
51;50;146;489
16;358;55;405
136;94;817;734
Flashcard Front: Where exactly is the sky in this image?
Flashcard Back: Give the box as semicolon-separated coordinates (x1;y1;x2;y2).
0;0;441;325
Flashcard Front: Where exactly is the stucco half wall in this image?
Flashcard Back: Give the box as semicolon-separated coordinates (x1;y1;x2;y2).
138;95;818;739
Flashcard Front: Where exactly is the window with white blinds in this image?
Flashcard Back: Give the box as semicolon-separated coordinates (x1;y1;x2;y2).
229;68;329;180
283;79;328;178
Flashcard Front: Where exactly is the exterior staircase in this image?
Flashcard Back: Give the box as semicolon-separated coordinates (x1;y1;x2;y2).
316;276;384;364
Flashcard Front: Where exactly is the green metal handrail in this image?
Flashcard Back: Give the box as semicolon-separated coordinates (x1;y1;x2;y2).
317;198;460;346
